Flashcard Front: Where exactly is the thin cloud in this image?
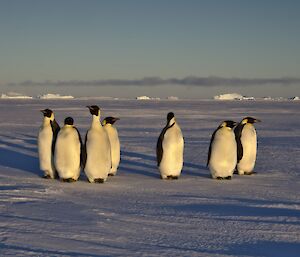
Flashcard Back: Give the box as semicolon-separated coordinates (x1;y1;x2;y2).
6;76;300;87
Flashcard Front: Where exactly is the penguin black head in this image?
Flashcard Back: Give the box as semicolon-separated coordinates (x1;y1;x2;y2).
242;117;261;124
167;112;175;122
41;109;53;118
64;117;74;126
102;117;120;125
87;105;100;116
221;120;237;129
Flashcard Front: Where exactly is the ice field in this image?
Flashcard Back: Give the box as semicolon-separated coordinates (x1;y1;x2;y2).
0;99;299;256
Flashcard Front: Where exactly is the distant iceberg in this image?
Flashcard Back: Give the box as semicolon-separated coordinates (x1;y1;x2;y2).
214;93;244;100
214;93;256;101
136;96;160;100
136;96;150;100
1;92;33;99
289;96;300;101
38;93;74;99
166;96;179;100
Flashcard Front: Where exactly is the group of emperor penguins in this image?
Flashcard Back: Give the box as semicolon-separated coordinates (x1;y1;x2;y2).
38;106;120;183
38;105;260;183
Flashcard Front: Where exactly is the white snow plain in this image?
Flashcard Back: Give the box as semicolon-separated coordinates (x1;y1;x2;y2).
0;99;299;257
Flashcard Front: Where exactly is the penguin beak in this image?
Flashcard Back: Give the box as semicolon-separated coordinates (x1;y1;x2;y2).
114;117;120;122
255;119;261;123
40;110;46;115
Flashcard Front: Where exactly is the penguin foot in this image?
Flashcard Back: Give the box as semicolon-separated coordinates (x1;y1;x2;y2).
244;171;256;175
166;175;178;180
225;176;232;180
61;178;77;183
108;173;115;177
94;178;105;183
216;177;224;180
42;174;52;179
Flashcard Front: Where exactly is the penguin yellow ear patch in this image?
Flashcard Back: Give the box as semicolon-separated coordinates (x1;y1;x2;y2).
102;120;106;125
242;119;248;124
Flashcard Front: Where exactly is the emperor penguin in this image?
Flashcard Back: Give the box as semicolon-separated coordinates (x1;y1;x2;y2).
234;117;261;175
156;112;184;180
83;106;112;183
207;120;237;180
54;117;82;182
38;109;60;179
102;117;120;176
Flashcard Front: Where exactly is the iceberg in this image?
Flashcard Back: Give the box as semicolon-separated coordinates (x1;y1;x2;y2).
214;93;256;100
136;96;160;100
38;93;74;99
214;93;244;100
166;96;179;100
1;92;33;99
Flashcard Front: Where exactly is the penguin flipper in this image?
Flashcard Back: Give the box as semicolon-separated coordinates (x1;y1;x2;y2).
156;123;175;166
234;124;244;162
156;133;164;167
51;119;60;155
51;119;60;134
207;129;217;167
74;127;84;167
81;132;88;169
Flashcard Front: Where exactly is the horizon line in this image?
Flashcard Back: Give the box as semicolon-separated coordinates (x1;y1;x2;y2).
3;76;300;87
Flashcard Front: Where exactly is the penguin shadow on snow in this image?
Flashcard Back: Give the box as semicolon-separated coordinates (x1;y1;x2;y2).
167;196;300;223
0;134;37;153
183;162;210;178
16;132;39;146
120;150;160;179
120;150;209;179
0;134;40;176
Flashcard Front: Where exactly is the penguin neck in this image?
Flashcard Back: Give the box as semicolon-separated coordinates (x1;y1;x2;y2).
168;117;176;127
91;115;101;128
42;117;51;126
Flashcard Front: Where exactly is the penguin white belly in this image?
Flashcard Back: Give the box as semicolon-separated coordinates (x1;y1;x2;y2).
55;128;81;180
38;126;55;178
85;129;111;182
209;129;237;178
237;125;257;174
159;125;184;178
104;126;120;175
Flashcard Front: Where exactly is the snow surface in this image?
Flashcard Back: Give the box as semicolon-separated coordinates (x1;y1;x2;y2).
0;99;299;256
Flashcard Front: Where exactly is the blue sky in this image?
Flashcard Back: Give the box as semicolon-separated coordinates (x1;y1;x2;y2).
0;0;299;98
